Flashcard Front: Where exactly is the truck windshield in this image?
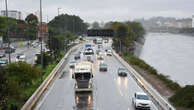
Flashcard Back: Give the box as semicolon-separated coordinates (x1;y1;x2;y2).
75;73;91;80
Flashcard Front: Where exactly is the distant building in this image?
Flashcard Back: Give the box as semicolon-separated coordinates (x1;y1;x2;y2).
192;15;194;28
0;10;22;20
37;23;49;42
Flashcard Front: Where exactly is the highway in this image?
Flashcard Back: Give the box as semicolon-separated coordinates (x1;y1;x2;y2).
1;42;44;65
34;40;158;110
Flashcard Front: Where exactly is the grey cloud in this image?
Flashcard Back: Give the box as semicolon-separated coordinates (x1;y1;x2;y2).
0;0;194;22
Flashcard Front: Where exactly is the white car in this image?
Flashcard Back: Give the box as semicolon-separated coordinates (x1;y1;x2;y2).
106;50;112;56
69;61;76;68
97;53;104;60
132;92;151;110
16;54;26;62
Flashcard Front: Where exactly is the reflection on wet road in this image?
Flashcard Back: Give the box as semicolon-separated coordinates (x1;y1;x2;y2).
75;92;93;110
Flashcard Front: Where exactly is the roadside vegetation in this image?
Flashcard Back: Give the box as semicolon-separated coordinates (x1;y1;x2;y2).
169;85;194;110
107;21;194;110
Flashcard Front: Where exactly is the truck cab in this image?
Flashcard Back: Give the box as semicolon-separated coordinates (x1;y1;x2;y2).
72;62;94;92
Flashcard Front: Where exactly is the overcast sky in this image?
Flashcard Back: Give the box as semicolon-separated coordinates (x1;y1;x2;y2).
0;0;194;23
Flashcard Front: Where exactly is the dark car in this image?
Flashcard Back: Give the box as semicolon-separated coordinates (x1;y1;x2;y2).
74;53;81;60
0;53;6;58
99;63;108;72
0;59;8;66
118;67;128;77
4;46;16;53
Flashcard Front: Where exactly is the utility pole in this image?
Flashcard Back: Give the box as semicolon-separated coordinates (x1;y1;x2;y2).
120;40;122;55
58;8;61;16
40;0;43;82
47;15;49;23
5;0;11;63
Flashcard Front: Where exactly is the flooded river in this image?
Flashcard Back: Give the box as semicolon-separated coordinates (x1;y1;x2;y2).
140;33;194;86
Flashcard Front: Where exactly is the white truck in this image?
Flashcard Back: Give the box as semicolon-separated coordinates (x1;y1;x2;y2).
72;61;94;92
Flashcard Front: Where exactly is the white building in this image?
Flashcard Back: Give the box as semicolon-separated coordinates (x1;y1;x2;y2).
192;15;194;28
0;10;22;20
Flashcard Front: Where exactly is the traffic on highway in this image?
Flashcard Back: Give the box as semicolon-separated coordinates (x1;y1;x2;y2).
34;38;157;110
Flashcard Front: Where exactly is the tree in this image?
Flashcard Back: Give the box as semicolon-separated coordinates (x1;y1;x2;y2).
92;21;100;29
25;14;38;40
6;62;40;87
48;14;87;34
169;85;194;109
0;17;6;35
115;24;128;38
25;14;38;26
126;21;145;40
36;52;53;68
0;62;41;109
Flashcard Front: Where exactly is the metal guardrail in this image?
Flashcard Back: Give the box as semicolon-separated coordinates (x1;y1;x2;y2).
112;50;176;110
21;45;79;110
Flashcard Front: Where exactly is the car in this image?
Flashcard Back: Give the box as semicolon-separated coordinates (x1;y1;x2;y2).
99;63;108;72
4;46;16;53
118;67;128;77
0;59;8;66
96;49;101;55
0;53;6;58
69;61;76;68
104;39;109;43
97;54;104;60
98;44;102;49
74;53;81;60
84;48;94;55
106;50;112;56
15;54;26;62
132;92;151;110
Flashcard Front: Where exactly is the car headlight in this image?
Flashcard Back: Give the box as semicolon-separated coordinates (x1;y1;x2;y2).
136;102;141;107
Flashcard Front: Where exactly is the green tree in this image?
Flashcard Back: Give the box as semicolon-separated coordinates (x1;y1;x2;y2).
0;62;41;109
0;17;6;35
126;21;145;40
48;14;87;34
6;62;40;87
25;14;39;40
0;66;8;108
169;85;194;109
92;21;100;29
25;14;38;26
36;52;53;68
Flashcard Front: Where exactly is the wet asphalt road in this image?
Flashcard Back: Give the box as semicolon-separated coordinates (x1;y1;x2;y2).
35;41;158;110
3;44;42;64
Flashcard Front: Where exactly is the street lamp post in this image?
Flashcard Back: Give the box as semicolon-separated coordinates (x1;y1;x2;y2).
58;8;61;16
40;0;43;82
5;0;11;63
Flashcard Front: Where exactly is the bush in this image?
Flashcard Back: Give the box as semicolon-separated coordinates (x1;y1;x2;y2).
0;62;41;109
169;85;194;109
36;52;53;68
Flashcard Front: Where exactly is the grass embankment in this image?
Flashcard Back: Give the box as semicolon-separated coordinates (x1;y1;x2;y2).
122;51;181;91
169;85;194;110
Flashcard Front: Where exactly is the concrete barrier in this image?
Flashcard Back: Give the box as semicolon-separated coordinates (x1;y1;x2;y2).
21;45;79;110
112;50;176;110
